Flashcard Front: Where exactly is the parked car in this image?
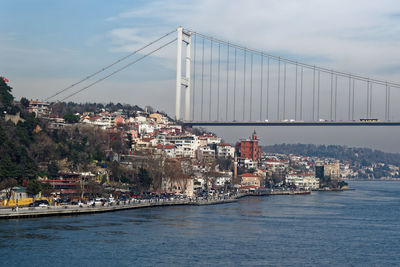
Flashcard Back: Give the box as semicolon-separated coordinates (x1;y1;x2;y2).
29;200;50;207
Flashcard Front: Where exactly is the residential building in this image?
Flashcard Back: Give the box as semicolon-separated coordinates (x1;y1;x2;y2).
237;158;258;169
156;144;176;158
324;163;340;180
239;173;261;187
197;146;216;161
286;173;320;189
27;100;50;117
216;143;235;158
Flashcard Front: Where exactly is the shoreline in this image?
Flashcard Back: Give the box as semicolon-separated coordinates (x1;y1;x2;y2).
0;190;312;220
0;197;238;220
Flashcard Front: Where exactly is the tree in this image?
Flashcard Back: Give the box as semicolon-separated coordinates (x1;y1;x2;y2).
26;180;41;197
126;133;133;149
40;182;53;197
146;155;164;191
110;140;123;154
138;167;152;192
0;77;14;114
20;97;30;108
216;157;233;171
63;114;80;123
86;181;103;199
48;161;59;178
109;161;123;182
0;178;17;203
161;159;192;194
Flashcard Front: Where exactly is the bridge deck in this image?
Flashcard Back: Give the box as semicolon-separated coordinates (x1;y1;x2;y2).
183;121;400;127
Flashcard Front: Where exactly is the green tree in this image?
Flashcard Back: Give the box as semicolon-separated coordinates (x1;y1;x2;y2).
26;180;41;197
126;133;133;148
63;114;80;123
20;97;30;108
0;77;14;114
48;161;59;178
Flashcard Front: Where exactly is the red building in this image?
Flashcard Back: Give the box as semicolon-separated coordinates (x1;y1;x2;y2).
236;131;262;162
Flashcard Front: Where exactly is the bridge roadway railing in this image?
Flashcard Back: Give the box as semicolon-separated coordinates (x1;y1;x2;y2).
182;121;400;127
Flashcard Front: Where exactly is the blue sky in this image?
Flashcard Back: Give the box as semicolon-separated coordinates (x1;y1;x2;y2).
2;0;400;152
2;0;400;97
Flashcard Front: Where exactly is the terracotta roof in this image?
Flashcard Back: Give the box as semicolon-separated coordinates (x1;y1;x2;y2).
29;100;49;105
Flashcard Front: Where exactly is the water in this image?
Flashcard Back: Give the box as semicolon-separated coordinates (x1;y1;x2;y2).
1;181;400;266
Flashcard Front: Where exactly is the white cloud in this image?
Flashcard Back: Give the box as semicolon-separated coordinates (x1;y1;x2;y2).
106;0;400;81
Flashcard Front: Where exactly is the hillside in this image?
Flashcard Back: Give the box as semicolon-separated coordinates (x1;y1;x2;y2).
263;144;400;167
0;77;133;189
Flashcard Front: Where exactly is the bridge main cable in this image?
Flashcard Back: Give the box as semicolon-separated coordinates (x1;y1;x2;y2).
186;29;400;89
60;38;177;101
46;29;176;101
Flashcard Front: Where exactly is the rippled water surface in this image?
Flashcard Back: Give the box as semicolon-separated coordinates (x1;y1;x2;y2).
1;181;400;266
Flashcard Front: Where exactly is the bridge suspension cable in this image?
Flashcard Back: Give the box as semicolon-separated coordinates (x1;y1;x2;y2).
46;29;176;101
187;29;400;89
185;27;400;123
60;38;177;101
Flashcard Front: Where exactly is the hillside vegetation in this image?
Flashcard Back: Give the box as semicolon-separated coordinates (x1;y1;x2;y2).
263;144;400;166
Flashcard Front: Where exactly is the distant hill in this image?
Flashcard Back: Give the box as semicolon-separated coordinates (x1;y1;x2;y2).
262;144;400;167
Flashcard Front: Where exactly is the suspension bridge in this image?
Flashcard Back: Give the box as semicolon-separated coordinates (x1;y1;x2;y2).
46;27;400;127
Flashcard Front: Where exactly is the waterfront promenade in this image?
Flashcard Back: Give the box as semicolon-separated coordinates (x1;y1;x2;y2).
0;190;312;220
0;196;239;220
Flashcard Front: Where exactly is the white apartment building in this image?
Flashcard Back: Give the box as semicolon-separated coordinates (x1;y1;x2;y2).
286;173;320;190
138;123;155;135
238;158;258;169
161;135;200;158
214;174;231;187
216;143;235;158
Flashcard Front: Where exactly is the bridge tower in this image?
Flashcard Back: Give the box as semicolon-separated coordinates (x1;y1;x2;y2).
175;26;191;121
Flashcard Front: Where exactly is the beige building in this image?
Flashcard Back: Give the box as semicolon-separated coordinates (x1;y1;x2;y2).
239;173;261;187
161;177;194;197
196;146;216;161
324;163;340;180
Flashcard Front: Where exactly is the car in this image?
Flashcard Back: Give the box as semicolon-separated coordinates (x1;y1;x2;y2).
29;200;50;207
